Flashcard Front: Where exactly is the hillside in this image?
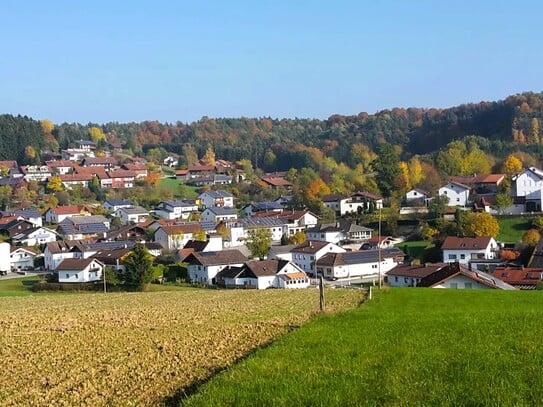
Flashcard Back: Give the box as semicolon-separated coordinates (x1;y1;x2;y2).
184;288;543;406
2;92;543;168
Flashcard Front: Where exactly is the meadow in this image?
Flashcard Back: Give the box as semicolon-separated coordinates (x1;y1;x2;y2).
0;287;361;406
184;288;543;406
497;215;533;243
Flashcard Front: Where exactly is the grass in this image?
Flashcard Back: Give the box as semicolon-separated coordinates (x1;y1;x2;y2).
183;288;543;406
158;177;199;199
0;276;40;297
497;216;533;243
395;240;431;259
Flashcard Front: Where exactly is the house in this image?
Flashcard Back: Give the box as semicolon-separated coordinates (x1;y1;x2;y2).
223;217;287;247
441;236;498;265
291;240;346;276
61;148;94;161
103;199;134;212
82;156;118;169
268;244;296;262
44;205;93;224
114;206;149;225
405;188;430;205
103;170;136;188
253;210;319;236
58;173;93;189
10;246;37;271
511;167;543;212
154;223;204;250
44;241;81;270
1;209;42;227
186;249;248;285
120;163;148;179
215;259;310;289
175;169;189;180
260;175;293;190
199;190;235;208
306;221;372;245
178;234;223;261
20;165;52;182
386;262;448;287
163;155;180;167
91;248;131;272
361;236;397;250
154;200;199;220
491;266;543;290
188;174;233;186
75;140;96;151
438;181;470;207
58;215;110;240
317;248;405;280
418;262;516;290
187;164;216;179
103;224;148;242
12;226;58;246
0;219;36;239
242;201;284;217
56;258;105;283
473;174;505;194
322;191;383;216
201;207;238;223
46;160;74;175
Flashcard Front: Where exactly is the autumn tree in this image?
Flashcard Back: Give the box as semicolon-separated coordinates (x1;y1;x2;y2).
182;144;198;166
88;126;106;143
40;119;54;134
288;231;307;245
0;185;12;210
201;145;216;166
523;229;541;246
246;228;272;259
47;175;64;192
501;154;523;176
408;156;424;187
463;212;499;237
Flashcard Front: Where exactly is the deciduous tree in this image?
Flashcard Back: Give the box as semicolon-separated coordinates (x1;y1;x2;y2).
523;229;541;246
464;212;499;237
246;228;272;259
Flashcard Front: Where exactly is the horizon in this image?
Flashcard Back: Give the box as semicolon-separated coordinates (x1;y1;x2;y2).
2;1;543;124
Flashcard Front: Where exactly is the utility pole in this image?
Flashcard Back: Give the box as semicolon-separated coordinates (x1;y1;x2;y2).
378;206;382;289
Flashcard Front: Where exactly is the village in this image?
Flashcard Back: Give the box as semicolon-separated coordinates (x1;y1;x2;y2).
1;139;543;292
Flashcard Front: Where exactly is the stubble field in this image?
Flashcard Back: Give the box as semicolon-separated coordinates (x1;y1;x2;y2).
0;287;361;406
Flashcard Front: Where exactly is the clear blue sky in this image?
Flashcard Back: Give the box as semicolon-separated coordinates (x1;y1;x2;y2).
1;0;542;124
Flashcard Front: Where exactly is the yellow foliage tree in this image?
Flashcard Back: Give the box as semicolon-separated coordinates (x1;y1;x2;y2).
202;145;216;165
47;175;64;192
464;212;499;237
501;154;523;176
523;229;541;246
398;161;411;191
24;145;36;160
88;127;106;143
306;179;331;200
41;119;54;134
408;157;424;186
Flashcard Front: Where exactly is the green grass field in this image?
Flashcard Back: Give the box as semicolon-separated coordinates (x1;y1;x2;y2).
0;276;40;297
184;288;543;406
395;240;431;259
158;178;199;199
497;216;533;243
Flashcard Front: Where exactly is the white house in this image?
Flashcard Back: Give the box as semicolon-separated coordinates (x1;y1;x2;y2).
215;259;310;289
114;206;149;225
511;167;543;212
57;215;110;240
154;200;199;220
441;236;498;265
253;210;319;236
201;207;238;224
317;248;405;280
419;262;516;290
199;190;235;208
322;192;383;216
44;241;80;271
12;227;58;246
103;199;134;212
438;181;470;207
56;258;105;283
306;221;372;245
10;247;37;271
290;240;346;276
223;217;287;247
186;250;248;285
405;188;430;204
386;262;448;287
154;224;204;250
2;209;43;227
44;205;92;224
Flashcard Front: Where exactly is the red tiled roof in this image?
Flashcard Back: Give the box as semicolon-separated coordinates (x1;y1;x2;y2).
261;177;293;187
386;263;447;278
107;170;137;178
49;205;91;215
441;236;493;250
492;267;543;287
59;174;93;182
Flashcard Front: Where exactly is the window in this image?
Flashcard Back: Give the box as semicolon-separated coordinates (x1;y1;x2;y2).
456;198;460;202
395;276;398;282
448;254;457;260
450;282;458;289
66;274;69;278
464;282;472;289
460;254;466;259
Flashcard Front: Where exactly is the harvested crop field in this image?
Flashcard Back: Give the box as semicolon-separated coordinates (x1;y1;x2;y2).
0;288;361;406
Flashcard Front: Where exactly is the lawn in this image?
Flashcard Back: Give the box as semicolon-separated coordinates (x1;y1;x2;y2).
497;216;533;243
0;287;361;406
395;240;431;259
158;177;199;199
184;288;543;407
0;276;40;297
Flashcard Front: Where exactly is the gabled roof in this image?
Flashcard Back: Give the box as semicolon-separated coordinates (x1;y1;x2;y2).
317;248;404;267
47;205;91;215
107;170;137;178
121;163;147;171
322;193;349;202
59;173;93;183
204;207;237;216
441;236;493;250
408;188;429;196
249;201;284;211
386;262;448;278
83;157;117;165
291;240;332;254
353;191;383;200
492;266;543;289
56;258;103;271
419;262;516;290
158;224;203;235
443;181;470;190
253;209;317;222
104;198;134;207
244;259;290;277
188;164;215;172
260;176;293;187
116;205;148;215
201;190;233;199
185;250;247;266
2;208;41;219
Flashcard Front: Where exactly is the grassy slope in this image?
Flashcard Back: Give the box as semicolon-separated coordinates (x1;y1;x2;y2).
497;216;532;243
0;276;40;297
158;178;199;199
184;288;543;407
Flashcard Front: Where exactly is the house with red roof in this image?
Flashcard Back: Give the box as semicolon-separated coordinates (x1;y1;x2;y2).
419;262;516;290
492;266;543;290
441;236;499;265
44;205;93;224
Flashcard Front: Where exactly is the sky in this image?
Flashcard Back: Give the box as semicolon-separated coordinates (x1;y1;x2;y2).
1;0;543;124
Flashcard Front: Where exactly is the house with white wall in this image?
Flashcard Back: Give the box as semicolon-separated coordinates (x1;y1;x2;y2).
215;259;310;289
114;206;149;225
290;240;345;276
10;247;37;270
154;223;204;250
44;205;92;224
386;262;448;287
438;181;470;207
12;227;58;246
154;200;199;220
56;258;105;283
199;190;234;208
201;207;238;224
511;167;543;212
185;249;248;285
441;236;498;265
419;262;516;290
317;248;405;280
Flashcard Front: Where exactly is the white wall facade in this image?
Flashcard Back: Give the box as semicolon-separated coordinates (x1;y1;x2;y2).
433;274;491;289
438;183;470;206
58;260;104;283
